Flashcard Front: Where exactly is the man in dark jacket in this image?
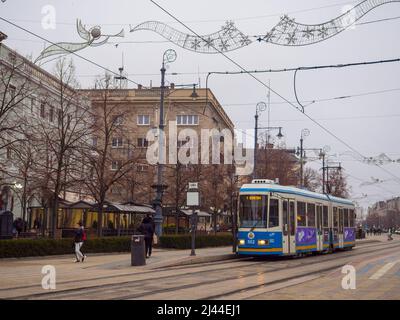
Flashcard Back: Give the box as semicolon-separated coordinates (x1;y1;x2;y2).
138;217;154;258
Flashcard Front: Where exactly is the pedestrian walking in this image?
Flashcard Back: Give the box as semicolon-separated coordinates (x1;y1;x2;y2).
138;217;154;258
74;221;87;263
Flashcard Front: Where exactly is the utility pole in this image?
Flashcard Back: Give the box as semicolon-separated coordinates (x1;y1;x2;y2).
253;102;267;179
152;49;177;238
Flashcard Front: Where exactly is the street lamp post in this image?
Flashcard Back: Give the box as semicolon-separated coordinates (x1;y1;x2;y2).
298;129;310;188
253;102;267;179
152;49;177;238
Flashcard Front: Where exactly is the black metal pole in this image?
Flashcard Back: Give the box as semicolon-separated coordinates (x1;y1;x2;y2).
190;208;197;256
300;137;304;188
153;62;166;237
253;113;259;180
322;153;326;194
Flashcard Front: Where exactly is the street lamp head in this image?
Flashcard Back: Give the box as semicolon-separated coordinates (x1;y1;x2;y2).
163;49;177;65
277;127;283;139
190;84;199;100
301;128;310;138
256;102;267;115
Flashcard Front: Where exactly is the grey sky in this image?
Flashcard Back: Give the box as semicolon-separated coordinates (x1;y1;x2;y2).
1;0;400;211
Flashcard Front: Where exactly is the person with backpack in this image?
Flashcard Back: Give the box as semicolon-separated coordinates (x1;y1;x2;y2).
74;221;87;263
138;217;154;258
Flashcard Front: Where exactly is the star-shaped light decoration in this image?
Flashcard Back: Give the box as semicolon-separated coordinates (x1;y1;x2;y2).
221;20;236;36
204;37;215;49
302;27;315;39
239;34;252;46
317;26;328;38
286;32;297;44
218;38;230;51
190;38;202;50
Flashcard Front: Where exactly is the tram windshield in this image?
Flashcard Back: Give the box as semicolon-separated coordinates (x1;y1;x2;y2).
239;195;268;228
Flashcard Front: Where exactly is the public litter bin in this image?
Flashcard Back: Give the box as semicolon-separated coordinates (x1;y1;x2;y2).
0;211;13;239
131;235;146;266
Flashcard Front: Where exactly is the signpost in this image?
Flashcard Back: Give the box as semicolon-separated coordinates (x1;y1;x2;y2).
187;182;199;256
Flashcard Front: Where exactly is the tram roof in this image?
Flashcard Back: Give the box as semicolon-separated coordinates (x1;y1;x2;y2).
239;183;354;206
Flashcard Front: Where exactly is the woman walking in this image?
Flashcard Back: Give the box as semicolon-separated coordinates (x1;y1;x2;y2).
74;221;87;263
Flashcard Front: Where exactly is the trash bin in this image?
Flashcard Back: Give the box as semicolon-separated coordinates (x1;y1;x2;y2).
131;235;146;266
0;211;13;239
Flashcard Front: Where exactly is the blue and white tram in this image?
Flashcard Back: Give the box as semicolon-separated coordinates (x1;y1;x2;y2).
236;179;356;256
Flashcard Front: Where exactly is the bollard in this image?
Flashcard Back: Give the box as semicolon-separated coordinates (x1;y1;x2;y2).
131;235;146;266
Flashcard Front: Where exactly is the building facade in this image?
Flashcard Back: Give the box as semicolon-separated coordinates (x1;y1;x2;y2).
81;84;236;230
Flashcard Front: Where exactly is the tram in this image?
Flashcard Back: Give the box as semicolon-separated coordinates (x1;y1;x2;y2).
236;179;356;256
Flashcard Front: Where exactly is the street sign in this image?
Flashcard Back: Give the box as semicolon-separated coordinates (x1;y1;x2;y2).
188;182;198;189
187;192;199;207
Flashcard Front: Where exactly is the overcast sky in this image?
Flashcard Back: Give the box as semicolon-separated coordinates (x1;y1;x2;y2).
1;0;400;212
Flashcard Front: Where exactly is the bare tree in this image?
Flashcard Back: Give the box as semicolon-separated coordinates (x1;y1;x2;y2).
33;58;93;238
303;167;322;192
82;75;140;237
327;169;351;198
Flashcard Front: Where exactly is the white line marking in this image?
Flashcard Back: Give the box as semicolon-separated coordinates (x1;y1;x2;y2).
369;260;400;280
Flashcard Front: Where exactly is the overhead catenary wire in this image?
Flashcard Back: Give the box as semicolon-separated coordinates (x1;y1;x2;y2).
149;0;400;186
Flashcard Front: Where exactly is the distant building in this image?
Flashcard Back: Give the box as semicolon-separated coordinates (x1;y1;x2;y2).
367;197;400;229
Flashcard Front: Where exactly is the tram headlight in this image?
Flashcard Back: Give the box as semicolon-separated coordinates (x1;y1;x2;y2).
258;240;267;246
239;239;245;245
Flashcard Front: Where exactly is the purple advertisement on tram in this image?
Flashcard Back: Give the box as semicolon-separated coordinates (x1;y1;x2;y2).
344;228;356;242
296;227;317;245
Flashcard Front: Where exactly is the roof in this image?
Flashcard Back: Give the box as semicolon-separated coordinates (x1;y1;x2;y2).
181;209;211;217
240;183;354;206
105;202;155;214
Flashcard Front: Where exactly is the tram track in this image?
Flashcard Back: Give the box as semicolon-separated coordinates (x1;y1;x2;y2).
0;238;382;296
9;240;400;300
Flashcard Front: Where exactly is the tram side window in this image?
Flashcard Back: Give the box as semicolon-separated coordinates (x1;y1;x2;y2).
307;203;316;227
269;199;279;228
349;209;355;227
339;209;344;231
297;201;306;226
333;207;339;228
323;206;329;228
344;209;349;227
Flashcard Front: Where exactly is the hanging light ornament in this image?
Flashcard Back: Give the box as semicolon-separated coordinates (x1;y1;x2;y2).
130;0;399;53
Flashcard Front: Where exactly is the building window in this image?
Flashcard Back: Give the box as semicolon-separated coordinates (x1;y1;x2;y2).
137;164;148;172
30;97;36;113
177;115;199;126
137;138;148;148
111;160;122;171
112;137;123;148
49;106;54;123
137;115;150;125
40;102;46;118
113;115;123;126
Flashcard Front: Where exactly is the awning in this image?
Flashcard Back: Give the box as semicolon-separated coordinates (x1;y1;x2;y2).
181;209;211;217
